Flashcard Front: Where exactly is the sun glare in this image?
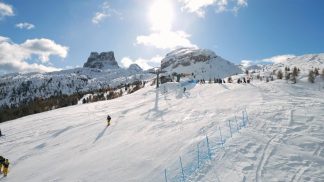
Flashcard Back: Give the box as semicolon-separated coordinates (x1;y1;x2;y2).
149;0;174;31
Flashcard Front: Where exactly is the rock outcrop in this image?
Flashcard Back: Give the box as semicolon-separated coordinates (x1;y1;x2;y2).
83;51;119;69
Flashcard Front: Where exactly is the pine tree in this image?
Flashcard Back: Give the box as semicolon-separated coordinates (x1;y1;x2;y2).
277;70;283;79
119;89;123;96
308;70;315;83
245;70;249;75
227;76;233;83
285;72;290;80
291;67;298;83
314;68;319;76
272;70;277;75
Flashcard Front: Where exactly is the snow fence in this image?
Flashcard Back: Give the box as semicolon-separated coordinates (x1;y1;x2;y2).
163;110;249;182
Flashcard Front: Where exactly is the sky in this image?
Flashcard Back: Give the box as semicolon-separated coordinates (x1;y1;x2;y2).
0;0;324;74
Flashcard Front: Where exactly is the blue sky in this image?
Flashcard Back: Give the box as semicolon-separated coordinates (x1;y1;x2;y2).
0;0;324;74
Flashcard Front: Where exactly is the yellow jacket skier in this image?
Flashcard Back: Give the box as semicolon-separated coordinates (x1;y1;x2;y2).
0;156;4;173
3;159;9;177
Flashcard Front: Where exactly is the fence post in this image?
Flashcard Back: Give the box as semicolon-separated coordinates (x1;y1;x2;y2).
235;117;240;132
242;111;245;127
219;127;224;147
179;156;185;182
206;135;212;160
245;109;249;126
228;120;232;138
164;169;168;182
235;116;241;130
197;143;200;168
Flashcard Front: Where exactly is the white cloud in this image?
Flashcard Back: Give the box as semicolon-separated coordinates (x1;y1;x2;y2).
21;38;68;63
240;60;254;67
237;0;248;6
0;2;14;19
136;30;197;50
92;1;122;24
178;0;248;17
178;0;216;17
16;22;35;30
92;12;108;24
0;36;69;74
0;36;9;42
121;55;163;70
261;54;296;64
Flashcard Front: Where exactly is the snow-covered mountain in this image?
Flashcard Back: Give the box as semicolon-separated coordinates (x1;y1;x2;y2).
239;63;264;72
267;53;324;72
242;53;324;75
161;47;242;79
0;75;323;181
0;53;151;108
0;48;244;109
127;64;143;74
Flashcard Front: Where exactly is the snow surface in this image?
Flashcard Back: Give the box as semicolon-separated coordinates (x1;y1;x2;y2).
1;75;324;181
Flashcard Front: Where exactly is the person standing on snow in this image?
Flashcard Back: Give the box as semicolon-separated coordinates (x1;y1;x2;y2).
0;156;4;173
0;129;3;137
2;159;9;177
107;115;111;126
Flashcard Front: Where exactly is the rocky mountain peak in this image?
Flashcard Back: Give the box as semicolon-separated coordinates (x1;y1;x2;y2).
128;64;143;72
84;51;119;69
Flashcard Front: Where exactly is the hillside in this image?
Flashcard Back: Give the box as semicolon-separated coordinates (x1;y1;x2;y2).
0;74;323;181
270;53;324;71
161;47;242;79
0;67;151;108
244;53;324;74
0;50;151;109
0;47;243;123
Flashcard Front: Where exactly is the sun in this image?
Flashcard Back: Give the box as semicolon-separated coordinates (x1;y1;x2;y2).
149;0;174;31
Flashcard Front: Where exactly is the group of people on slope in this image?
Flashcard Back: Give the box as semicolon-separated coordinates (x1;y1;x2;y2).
0;156;9;177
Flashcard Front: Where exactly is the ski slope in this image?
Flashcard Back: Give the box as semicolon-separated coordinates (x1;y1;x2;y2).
0;77;324;181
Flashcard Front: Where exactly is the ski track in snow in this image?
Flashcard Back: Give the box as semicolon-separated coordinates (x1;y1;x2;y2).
255;136;275;182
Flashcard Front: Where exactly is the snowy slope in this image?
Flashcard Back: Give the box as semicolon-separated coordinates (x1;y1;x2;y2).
161;47;242;79
263;53;324;74
0;67;152;107
279;53;324;70
1;74;324;181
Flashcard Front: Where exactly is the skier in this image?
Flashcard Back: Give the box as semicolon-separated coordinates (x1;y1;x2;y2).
183;87;186;93
0;129;3;137
0;156;4;173
2;159;9;177
107;115;111;126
